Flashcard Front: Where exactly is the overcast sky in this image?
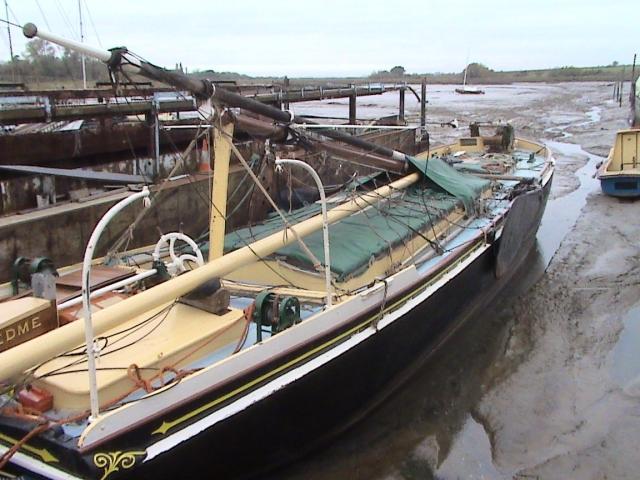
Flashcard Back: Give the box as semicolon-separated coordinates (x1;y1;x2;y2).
1;0;638;77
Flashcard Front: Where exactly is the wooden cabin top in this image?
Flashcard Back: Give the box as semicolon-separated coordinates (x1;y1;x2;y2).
601;128;640;176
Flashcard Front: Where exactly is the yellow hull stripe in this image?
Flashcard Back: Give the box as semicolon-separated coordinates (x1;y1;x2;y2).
0;432;59;464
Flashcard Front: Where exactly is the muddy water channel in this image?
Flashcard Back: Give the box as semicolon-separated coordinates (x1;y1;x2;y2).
275;83;639;479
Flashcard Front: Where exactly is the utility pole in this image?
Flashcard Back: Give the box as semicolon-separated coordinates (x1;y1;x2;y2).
78;0;87;89
4;0;14;80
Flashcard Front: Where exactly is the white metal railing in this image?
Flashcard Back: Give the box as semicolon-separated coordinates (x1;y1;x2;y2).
81;187;150;420
275;159;332;308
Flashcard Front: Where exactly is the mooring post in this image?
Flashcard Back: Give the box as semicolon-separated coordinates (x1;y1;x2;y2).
617;81;621;106
620;81;625;107
145;111;153;178
283;76;290;110
399;85;406;124
152;95;160;178
349;85;357;127
420;78;427;132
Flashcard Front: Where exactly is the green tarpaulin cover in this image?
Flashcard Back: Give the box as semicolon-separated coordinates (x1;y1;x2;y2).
222;157;489;281
407;156;490;213
224;187;458;281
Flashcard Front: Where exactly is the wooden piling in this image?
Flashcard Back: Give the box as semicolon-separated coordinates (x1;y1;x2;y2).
420;78;427;130
283;76;290;110
349;92;357;125
152;99;160;178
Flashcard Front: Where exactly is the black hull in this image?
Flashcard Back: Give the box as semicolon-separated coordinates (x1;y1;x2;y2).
145;247;508;479
138;178;552;479
3;177;552;480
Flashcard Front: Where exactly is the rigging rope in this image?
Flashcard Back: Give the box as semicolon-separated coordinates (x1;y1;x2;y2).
53;0;78;39
34;0;52;30
214;121;326;274
152;116;301;289
82;0;102;47
0;17;19;28
105;127;208;262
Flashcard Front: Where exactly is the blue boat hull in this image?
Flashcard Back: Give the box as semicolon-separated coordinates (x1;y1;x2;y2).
600;175;640;197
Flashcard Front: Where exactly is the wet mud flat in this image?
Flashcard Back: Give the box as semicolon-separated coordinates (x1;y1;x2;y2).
275;82;639;479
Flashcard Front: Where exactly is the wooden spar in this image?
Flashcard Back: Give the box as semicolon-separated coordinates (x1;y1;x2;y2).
21;23;409;167
312;140;408;174
210;84;408;162
0;173;421;381
230;113;407;175
209;119;234;260
0;99;196;124
232;113;288;142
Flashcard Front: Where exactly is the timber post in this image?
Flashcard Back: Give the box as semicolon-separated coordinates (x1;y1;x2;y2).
399;85;406;124
420;78;427;132
349;84;357;129
209;114;234;261
283;76;290;110
152;95;160;178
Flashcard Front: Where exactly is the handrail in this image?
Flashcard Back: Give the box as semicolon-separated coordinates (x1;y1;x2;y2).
275;159;333;307
81;187;150;420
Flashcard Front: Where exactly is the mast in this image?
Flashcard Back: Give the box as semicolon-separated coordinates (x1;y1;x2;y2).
3;0;14;79
209;117;234;261
78;0;86;89
462;66;467;87
631;54;638;128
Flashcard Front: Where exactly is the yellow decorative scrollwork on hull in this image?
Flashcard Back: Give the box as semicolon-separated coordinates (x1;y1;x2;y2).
0;432;59;463
94;450;146;480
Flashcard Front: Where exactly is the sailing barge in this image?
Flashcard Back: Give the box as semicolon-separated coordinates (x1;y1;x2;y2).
0;24;554;479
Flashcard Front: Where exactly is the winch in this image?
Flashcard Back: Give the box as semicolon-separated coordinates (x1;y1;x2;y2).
11;256;58;295
253;290;301;341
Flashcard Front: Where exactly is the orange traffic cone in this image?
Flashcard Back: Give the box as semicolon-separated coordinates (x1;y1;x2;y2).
199;137;212;173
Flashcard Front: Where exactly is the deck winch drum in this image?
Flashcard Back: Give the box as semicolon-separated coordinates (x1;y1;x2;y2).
253;290;301;341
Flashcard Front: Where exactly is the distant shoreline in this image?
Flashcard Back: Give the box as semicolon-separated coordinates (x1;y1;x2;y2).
1;64;634;90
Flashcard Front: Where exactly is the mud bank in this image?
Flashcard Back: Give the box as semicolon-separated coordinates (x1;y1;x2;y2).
275;82;639;479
